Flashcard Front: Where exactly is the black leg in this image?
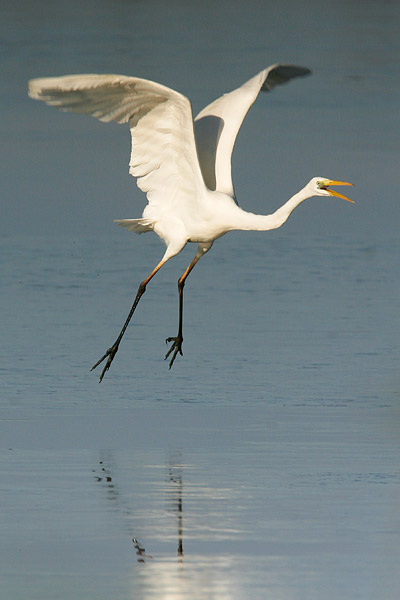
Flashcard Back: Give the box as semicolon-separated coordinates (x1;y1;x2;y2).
165;253;202;368
165;279;185;368
92;259;166;382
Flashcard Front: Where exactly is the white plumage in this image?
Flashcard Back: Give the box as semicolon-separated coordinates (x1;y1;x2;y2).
28;64;353;380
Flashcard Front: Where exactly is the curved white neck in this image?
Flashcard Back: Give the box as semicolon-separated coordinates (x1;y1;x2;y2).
229;186;311;232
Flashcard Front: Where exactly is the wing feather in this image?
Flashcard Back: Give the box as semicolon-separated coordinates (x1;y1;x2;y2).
28;74;206;214
194;64;311;196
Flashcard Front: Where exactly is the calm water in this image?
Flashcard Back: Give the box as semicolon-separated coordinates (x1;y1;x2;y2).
1;0;400;598
2;232;400;599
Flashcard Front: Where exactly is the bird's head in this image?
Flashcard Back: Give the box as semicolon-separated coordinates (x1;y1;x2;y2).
308;177;354;203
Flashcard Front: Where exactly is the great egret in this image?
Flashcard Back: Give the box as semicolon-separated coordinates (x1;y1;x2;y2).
28;64;353;381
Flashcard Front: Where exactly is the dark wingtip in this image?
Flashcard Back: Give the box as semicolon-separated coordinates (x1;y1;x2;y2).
261;64;312;92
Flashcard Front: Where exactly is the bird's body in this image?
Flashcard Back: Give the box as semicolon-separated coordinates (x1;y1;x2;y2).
28;65;353;380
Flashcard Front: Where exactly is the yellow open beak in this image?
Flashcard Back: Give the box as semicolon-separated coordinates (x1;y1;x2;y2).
325;180;354;203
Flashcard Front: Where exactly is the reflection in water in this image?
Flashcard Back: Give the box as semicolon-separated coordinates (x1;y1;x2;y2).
92;452;241;599
91;451;255;599
93;454;153;564
132;537;152;563
167;456;184;559
92;452;291;599
93;452;184;565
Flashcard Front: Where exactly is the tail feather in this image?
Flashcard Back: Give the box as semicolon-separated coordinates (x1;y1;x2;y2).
114;218;154;233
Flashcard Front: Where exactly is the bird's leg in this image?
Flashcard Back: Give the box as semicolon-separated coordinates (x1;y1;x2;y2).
165;279;185;368
165;253;202;369
91;259;166;382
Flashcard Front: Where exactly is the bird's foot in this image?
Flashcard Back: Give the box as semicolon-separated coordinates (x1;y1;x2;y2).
91;343;120;382
165;336;183;369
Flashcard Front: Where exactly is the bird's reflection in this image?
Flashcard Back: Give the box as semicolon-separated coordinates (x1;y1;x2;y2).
167;455;184;559
93;451;184;563
132;537;152;562
91;450;261;599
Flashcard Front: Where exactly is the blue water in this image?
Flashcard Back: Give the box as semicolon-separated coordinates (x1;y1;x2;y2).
2;232;399;599
1;0;400;598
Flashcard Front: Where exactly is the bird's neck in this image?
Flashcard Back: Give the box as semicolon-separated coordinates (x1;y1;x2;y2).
229;186;311;232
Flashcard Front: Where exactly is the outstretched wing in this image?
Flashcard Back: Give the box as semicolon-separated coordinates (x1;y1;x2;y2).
28;74;206;212
194;64;311;197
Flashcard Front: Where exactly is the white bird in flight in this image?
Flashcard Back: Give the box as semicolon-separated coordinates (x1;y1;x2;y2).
28;64;354;381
